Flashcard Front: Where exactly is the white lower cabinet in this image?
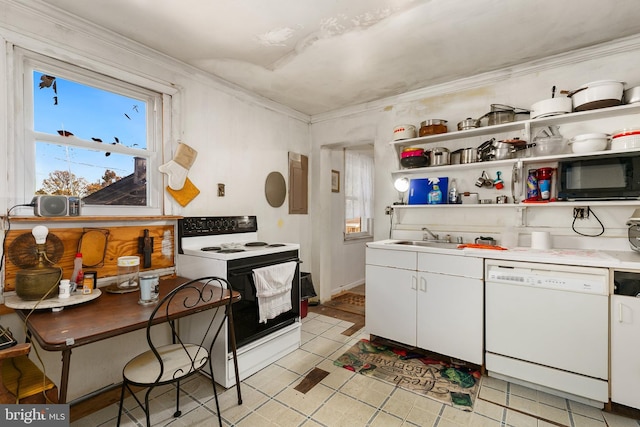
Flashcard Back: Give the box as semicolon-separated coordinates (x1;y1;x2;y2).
610;294;640;409
366;263;417;345
366;248;483;364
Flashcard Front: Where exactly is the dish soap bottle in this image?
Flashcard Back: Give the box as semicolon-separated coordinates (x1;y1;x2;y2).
70;253;84;292
448;179;458;204
428;184;442;204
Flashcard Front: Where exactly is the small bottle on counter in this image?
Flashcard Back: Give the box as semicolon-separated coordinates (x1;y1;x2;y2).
448;179;458;204
526;169;538;200
70;253;83;292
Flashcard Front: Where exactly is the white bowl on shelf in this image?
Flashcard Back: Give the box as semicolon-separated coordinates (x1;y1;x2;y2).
568;133;610;153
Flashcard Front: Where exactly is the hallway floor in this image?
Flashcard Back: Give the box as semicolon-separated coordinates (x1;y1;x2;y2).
71;311;640;426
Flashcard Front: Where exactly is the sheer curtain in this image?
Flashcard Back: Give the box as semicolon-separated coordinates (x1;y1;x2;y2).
344;148;374;235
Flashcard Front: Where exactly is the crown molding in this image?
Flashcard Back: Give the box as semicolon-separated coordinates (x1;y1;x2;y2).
311;34;640;124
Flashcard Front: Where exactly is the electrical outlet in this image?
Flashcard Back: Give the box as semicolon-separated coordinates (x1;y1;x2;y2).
573;207;589;219
385;206;393;215
218;183;225;197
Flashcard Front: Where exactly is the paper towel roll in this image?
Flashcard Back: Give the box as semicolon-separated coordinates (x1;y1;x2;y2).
531;231;552;250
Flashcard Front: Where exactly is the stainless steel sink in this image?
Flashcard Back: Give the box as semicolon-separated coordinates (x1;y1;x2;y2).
390;240;461;250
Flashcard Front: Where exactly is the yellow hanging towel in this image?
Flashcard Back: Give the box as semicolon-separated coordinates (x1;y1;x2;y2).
166;177;200;207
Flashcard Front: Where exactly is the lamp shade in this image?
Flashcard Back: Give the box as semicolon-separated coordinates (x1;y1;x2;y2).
394;177;410;192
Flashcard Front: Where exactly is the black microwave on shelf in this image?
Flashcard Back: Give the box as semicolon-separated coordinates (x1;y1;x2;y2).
557;153;640;201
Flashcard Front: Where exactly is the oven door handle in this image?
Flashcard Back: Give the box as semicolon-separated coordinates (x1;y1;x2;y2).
228;259;302;277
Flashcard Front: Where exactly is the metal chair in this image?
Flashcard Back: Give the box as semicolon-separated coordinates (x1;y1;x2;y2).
117;277;240;427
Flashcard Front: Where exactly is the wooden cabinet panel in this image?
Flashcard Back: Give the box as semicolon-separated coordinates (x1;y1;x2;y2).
288;152;308;214
4;225;175;292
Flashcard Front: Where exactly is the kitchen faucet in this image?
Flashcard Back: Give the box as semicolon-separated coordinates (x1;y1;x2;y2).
421;227;439;241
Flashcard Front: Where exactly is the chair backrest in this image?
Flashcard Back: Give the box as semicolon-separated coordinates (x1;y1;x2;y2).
145;277;233;383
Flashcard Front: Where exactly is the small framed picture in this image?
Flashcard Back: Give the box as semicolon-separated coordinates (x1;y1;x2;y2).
331;170;340;193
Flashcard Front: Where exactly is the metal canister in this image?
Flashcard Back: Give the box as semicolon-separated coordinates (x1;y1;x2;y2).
526;169;538;200
68;196;81;216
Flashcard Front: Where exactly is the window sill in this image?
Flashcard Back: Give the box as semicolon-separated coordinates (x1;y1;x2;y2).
344;234;374;242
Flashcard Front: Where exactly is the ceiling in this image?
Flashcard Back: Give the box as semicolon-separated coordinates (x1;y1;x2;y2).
40;0;640;116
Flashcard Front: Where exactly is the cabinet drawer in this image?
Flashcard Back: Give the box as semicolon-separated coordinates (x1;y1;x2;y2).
366;248;416;270
417;253;483;278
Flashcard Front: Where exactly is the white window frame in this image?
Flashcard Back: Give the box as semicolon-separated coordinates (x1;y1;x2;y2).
10;46;173;216
343;146;374;241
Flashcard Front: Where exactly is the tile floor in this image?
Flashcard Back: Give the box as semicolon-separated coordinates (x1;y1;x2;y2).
72;313;640;426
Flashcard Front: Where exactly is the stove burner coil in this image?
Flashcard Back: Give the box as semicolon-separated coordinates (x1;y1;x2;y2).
217;249;246;253
201;246;222;251
245;242;268;247
267;243;286;247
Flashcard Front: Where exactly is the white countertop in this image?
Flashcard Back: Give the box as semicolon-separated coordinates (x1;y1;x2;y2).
367;239;640;270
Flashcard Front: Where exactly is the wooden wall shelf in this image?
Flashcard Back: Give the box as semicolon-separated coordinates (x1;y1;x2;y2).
5;215;182;222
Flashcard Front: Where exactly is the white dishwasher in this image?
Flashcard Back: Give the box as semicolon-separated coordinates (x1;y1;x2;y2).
485;259;609;405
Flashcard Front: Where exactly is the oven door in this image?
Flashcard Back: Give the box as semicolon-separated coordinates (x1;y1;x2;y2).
227;250;300;348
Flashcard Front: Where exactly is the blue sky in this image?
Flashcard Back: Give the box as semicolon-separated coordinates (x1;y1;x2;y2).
33;71;147;186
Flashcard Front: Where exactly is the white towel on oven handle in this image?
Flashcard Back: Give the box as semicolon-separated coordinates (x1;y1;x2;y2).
252;261;297;323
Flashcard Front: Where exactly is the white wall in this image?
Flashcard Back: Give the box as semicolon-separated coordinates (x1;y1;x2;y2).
327;149;369;296
0;2;312;400
311;36;640;253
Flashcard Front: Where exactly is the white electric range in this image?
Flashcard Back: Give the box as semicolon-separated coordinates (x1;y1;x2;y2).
176;216;301;388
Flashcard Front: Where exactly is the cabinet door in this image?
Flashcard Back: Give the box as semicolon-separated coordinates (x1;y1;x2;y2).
416;272;483;364
611;295;640;409
365;264;416;346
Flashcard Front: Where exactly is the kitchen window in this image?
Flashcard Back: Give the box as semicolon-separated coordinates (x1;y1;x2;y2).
12;48;168;216
344;146;374;239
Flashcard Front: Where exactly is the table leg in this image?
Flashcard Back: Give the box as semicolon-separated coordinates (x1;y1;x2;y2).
227;308;242;405
59;348;72;404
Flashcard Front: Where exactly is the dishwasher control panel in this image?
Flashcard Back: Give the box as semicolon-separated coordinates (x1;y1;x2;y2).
486;260;608;294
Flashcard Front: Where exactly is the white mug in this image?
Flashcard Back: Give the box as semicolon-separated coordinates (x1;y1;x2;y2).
59;279;71;299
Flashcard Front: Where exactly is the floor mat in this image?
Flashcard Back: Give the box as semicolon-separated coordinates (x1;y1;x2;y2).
334;339;480;411
322;292;365;316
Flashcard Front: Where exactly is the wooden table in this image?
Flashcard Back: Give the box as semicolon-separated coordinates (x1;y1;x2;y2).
14;276;242;404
